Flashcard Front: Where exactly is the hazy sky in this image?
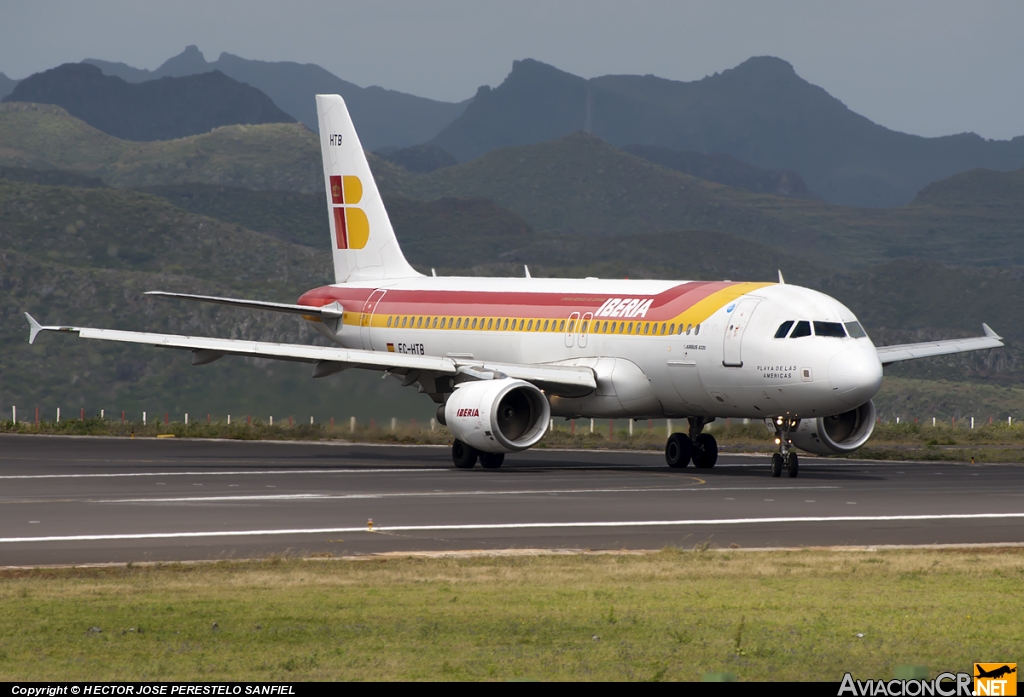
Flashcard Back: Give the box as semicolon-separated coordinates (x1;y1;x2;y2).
2;0;1022;140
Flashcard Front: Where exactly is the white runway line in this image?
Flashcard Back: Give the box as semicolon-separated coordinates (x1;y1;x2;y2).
95;485;839;503
0;468;448;480
3;512;1024;544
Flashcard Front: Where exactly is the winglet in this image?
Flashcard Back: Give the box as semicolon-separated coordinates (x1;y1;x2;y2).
983;323;1001;340
778;270;785;284
25;313;43;344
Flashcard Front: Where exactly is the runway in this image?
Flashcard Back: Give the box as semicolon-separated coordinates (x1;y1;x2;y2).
2;434;1023;566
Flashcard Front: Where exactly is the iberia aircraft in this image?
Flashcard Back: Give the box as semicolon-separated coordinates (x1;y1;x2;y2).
25;95;1005;477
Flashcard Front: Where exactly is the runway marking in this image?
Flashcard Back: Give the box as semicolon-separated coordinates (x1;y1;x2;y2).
0;469;448;480
4;512;1024;543
92;484;835;503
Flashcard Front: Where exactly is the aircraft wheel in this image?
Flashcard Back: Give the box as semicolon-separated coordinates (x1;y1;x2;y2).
770;452;783;477
452;440;478;469
692;433;719;469
479;452;505;469
786;452;799;478
665;433;692;468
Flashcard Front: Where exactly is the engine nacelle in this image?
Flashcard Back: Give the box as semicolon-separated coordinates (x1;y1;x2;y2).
788;400;877;455
445;378;551;454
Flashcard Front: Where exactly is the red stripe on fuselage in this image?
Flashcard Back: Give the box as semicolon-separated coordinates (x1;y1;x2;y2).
296;281;737;321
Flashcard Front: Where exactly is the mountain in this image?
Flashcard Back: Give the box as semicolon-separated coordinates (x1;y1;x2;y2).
621;144;815;199
3;63;294;141
383;133;1024;269
430;58;1024;208
0;73;16;101
0;102;321;192
375;144;458;173
84;46;469;150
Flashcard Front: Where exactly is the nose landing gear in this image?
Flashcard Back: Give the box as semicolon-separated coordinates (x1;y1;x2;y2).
771;417;800;478
665;417;718;469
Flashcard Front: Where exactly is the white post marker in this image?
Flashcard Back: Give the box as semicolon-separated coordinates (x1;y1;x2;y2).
590;418;595;434
390;417;396;432
933;417;936;427
350;416;356;433
666;418;672;436
185;413;189;426
101;409;104;419
227;415;231;425
143;411;147;425
629;420;634;436
971;417;975;429
310;416;314;425
896;417;899;424
269;416;273;426
11;406;15;424
430;418;436;432
57;407;60;423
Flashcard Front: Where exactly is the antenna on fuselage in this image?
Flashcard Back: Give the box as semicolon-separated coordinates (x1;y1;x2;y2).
778;270;786;284
524;265;531;278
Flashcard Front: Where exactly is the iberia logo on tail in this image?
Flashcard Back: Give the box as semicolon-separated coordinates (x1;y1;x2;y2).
330;175;369;249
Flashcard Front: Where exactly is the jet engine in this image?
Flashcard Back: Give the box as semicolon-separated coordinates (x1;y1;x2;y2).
788;400;877;455
445;378;551;453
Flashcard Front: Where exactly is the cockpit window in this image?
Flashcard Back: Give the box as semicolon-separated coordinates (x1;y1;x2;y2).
813;321;847;338
774;320;794;338
845;321;867;338
789;320;811;338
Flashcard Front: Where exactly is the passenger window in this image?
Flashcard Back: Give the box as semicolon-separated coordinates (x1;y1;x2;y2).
559;320;565;331
401;316;408;328
455;318;461;329
669;323;675;335
417;316;423;328
503;318;509;330
814;321;846;338
790;321;811;338
661;323;667;335
581;321;588;332
519;319;525;330
694;324;700;336
774;320;794;339
643;323;649;335
432;317;438;328
568;320;575;332
527;320;533;331
627;323;633;334
686;324;692;335
487;318;493;330
845;321;867;338
387;316;393;328
543;320;549;331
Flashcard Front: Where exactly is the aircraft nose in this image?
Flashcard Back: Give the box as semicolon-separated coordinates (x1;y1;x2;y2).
828;346;883;405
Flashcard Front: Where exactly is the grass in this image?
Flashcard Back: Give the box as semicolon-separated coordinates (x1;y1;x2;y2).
6;416;1024;462
0;549;1020;681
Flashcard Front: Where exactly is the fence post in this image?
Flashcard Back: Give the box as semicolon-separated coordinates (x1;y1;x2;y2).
667;418;672;436
101;409;104;420
932;417;936;427
971;417;974;430
350;416;356;433
165;412;169;424
269;416;273;426
390;417;396;432
57;407;60;423
11;406;15;424
629;419;633;436
310;416;314;425
430;418;436;431
121;410;125;423
590;418;594;434
143;411;147;426
185;413;189;425
227;415;231;425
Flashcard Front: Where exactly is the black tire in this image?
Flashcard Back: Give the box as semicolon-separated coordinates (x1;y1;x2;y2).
693;433;719;469
786;452;799;478
771;452;783;477
665;433;692;468
452;440;478;469
479;452;505;469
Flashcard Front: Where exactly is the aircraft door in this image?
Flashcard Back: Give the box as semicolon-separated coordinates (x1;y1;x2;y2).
722;298;761;367
359;289;387;350
578;312;593;348
565;312;580;348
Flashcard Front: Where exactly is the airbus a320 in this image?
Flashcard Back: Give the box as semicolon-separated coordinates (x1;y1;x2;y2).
25;95;1004;477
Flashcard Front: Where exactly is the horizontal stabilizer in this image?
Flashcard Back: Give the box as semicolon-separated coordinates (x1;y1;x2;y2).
145;291;343;318
875;325;1004;366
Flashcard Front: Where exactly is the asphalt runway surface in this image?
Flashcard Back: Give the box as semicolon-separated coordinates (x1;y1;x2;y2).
2;434;1023;566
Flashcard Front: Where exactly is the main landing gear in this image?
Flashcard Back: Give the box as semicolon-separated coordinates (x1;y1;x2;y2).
451;440;505;469
771;416;799;478
665;417;718;469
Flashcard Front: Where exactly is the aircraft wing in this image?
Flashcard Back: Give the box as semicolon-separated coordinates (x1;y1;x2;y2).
144;291;344;319
24;314;596;395
875;324;1003;366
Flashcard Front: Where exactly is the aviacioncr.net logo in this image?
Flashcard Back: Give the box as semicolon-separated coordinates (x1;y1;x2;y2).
839;672;973;696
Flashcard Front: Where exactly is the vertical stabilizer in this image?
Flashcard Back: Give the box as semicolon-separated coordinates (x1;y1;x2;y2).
316;94;420;283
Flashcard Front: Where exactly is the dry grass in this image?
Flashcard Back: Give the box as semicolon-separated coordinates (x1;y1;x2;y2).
0;549;1021;681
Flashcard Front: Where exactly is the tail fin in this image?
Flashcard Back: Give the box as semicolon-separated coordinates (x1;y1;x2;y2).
316;94;420;283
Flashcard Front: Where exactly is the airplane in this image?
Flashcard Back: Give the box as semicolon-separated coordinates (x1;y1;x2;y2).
24;94;1005;477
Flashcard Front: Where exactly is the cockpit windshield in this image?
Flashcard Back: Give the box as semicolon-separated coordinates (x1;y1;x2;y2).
775;319;866;339
813;321;846;338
